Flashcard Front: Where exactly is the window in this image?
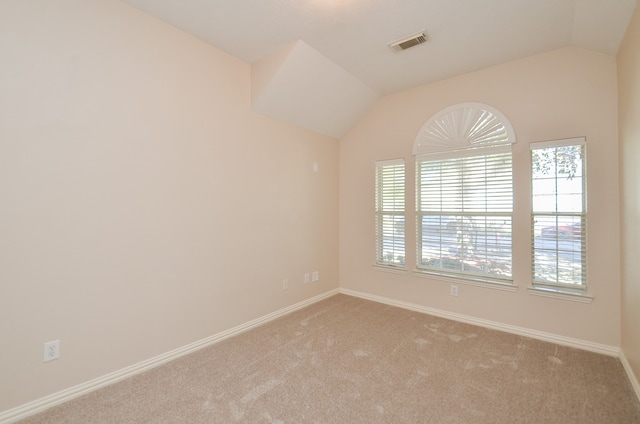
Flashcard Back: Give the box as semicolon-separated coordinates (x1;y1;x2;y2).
413;103;515;284
375;159;405;267
417;154;513;281
531;138;586;293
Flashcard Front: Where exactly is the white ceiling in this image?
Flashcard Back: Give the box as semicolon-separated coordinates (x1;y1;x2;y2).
122;0;635;94
120;0;636;137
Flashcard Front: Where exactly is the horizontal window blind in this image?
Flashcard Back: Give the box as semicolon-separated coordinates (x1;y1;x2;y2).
375;160;405;267
417;152;513;281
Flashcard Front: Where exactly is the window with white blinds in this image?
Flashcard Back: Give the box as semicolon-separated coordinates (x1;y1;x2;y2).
531;138;586;293
416;151;513;282
375;159;405;267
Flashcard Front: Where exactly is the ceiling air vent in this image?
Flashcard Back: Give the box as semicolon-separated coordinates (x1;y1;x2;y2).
388;31;428;53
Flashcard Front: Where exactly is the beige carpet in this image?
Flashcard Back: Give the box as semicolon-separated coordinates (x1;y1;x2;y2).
19;294;640;423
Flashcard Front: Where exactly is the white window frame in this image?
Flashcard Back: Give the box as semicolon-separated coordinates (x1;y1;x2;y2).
375;159;406;269
416;148;514;284
413;103;515;286
530;137;587;296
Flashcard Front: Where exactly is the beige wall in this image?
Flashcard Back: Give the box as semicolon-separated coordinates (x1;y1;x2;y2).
340;47;621;346
618;4;640;389
0;0;633;415
0;0;339;411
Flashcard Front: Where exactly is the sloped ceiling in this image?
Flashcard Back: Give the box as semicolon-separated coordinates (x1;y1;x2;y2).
121;0;637;138
252;40;379;139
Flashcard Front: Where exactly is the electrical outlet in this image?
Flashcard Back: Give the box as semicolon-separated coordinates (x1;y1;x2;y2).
304;273;310;284
282;279;288;290
450;285;459;297
44;340;60;362
312;271;319;282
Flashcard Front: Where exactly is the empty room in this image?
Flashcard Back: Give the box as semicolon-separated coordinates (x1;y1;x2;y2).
1;0;640;422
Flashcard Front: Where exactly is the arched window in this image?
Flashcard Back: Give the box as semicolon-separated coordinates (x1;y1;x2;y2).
413;103;515;284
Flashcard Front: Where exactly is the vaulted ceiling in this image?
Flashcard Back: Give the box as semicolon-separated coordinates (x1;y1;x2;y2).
121;0;637;138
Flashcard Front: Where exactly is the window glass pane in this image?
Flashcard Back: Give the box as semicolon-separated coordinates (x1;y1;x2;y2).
532;194;557;213
531;147;557;179
378;214;405;265
376;164;405;212
418;153;512;214
556;177;582;197
419;215;512;279
533;218;585;286
557;194;583;213
532;179;556;198
531;141;586;290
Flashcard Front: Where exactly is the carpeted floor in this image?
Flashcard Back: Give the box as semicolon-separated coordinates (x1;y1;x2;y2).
19;294;640;423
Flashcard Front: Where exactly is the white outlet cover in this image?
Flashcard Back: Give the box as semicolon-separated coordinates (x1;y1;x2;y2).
44;340;60;362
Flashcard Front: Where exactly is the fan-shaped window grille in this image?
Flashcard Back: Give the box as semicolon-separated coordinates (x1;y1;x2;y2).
414;103;515;284
413;103;515;158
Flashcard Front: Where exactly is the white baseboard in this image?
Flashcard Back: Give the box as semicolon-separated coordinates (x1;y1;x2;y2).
0;289;339;424
340;288;620;357
620;351;640;402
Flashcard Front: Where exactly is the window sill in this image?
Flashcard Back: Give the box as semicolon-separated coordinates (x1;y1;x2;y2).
373;264;407;275
527;287;593;303
412;269;517;292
